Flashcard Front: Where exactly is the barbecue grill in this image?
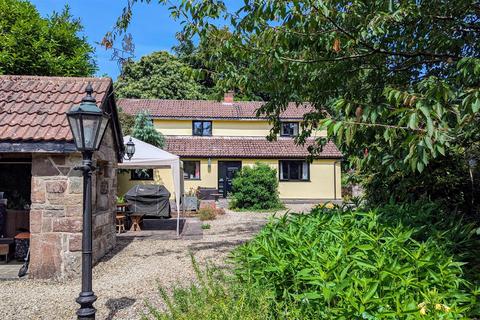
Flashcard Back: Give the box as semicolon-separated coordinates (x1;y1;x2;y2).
124;185;171;218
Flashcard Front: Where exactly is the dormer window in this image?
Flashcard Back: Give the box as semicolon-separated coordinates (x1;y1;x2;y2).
280;122;299;137
192;120;212;136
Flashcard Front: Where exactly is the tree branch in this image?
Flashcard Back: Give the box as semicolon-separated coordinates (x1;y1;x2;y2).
310;4;462;61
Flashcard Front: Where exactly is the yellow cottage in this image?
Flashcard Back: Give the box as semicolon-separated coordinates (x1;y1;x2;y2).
117;93;342;202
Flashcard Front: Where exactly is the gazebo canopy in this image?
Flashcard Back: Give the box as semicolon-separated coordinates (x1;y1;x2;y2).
118;136;183;235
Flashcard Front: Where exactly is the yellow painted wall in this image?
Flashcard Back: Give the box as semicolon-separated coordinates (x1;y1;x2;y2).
212;120;272;136
153;119;327;137
153;119;192;136
117;158;341;200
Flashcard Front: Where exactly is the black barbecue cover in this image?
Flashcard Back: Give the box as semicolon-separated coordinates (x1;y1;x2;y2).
125;185;171;218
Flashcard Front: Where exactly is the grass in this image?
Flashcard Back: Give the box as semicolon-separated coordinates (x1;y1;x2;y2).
142;256;276;320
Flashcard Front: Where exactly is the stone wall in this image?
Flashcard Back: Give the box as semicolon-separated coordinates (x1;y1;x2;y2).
29;126;118;279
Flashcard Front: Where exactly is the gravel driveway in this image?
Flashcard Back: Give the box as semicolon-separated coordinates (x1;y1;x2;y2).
0;211;272;320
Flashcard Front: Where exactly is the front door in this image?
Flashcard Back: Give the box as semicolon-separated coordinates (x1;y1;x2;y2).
218;161;242;197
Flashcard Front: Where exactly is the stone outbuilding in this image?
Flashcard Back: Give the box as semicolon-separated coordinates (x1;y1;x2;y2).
0;75;124;279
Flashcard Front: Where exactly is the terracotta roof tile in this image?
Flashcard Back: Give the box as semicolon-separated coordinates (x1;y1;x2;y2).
164;136;342;159
0;75;112;142
118;99;313;120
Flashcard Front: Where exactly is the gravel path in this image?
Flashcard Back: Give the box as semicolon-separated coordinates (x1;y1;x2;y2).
0;211;272;320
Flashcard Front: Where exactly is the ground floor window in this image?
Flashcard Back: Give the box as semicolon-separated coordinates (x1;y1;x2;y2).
184;161;201;180
130;169;154;180
279;160;309;181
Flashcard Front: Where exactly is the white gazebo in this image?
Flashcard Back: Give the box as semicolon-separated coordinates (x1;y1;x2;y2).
118;136;183;235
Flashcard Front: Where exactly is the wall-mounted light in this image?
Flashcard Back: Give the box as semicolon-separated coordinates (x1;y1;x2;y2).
208;158;212;172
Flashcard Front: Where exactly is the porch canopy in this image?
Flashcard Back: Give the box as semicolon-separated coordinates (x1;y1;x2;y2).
118;136;183;235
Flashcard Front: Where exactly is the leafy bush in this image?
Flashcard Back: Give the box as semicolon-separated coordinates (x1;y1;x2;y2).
362;153;480;215
232;206;479;319
376;201;480;284
198;207;216;221
230;163;283;210
201;223;210;230
142;257;275;320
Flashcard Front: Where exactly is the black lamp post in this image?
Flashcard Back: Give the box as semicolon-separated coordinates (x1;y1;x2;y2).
67;83;110;320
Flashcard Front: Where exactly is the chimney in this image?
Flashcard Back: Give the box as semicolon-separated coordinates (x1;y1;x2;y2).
223;91;234;104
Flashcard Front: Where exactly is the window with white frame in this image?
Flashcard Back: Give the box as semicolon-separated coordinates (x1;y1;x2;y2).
183;161;201;180
279;160;309;181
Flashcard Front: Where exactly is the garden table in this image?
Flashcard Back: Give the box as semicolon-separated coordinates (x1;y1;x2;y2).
129;213;144;231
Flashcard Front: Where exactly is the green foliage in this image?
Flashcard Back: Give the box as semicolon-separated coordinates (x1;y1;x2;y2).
118;108;135;136
201;223;210;230
132;111;165;148
232;205;479;319
142;256;275;320
364;152;480;213
230;163;283;210
375;201;480;284
110;0;480;214
0;0;96;76
173;29;268;101
116;195;125;204
115;51;206;100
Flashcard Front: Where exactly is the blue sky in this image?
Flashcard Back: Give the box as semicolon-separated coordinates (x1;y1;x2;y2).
31;1;187;79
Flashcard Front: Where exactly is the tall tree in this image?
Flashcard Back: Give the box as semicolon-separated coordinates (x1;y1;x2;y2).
132;111;165;148
0;0;96;76
115;51;206;99
173;28;268;101
118;109;135;136
111;0;480;210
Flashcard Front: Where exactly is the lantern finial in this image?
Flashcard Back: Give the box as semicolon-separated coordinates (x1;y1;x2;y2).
82;82;96;103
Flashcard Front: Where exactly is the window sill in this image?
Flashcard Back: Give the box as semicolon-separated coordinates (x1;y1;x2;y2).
184;178;201;181
279;180;311;182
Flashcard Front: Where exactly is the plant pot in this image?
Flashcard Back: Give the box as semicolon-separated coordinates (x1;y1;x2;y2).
183;196;198;211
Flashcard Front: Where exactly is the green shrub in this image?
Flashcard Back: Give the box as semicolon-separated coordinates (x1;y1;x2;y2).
142;257;276;320
376;201;480;284
232;206;479;319
198;207;216;221
201;223;211;230
230;163;283;210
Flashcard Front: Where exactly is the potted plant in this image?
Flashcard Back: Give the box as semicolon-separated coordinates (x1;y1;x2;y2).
183;187;199;211
116;195;126;205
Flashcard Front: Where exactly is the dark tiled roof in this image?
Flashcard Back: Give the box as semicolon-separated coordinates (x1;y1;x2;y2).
0;75;112;142
118;98;312;120
164;136;342;159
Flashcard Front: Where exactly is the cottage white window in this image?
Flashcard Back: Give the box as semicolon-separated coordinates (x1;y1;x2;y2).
280;122;299;137
279;160;309;181
183;161;201;180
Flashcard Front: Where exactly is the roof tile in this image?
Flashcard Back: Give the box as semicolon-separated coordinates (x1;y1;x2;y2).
118;99;313;120
0;75;112;142
164;136;342;159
